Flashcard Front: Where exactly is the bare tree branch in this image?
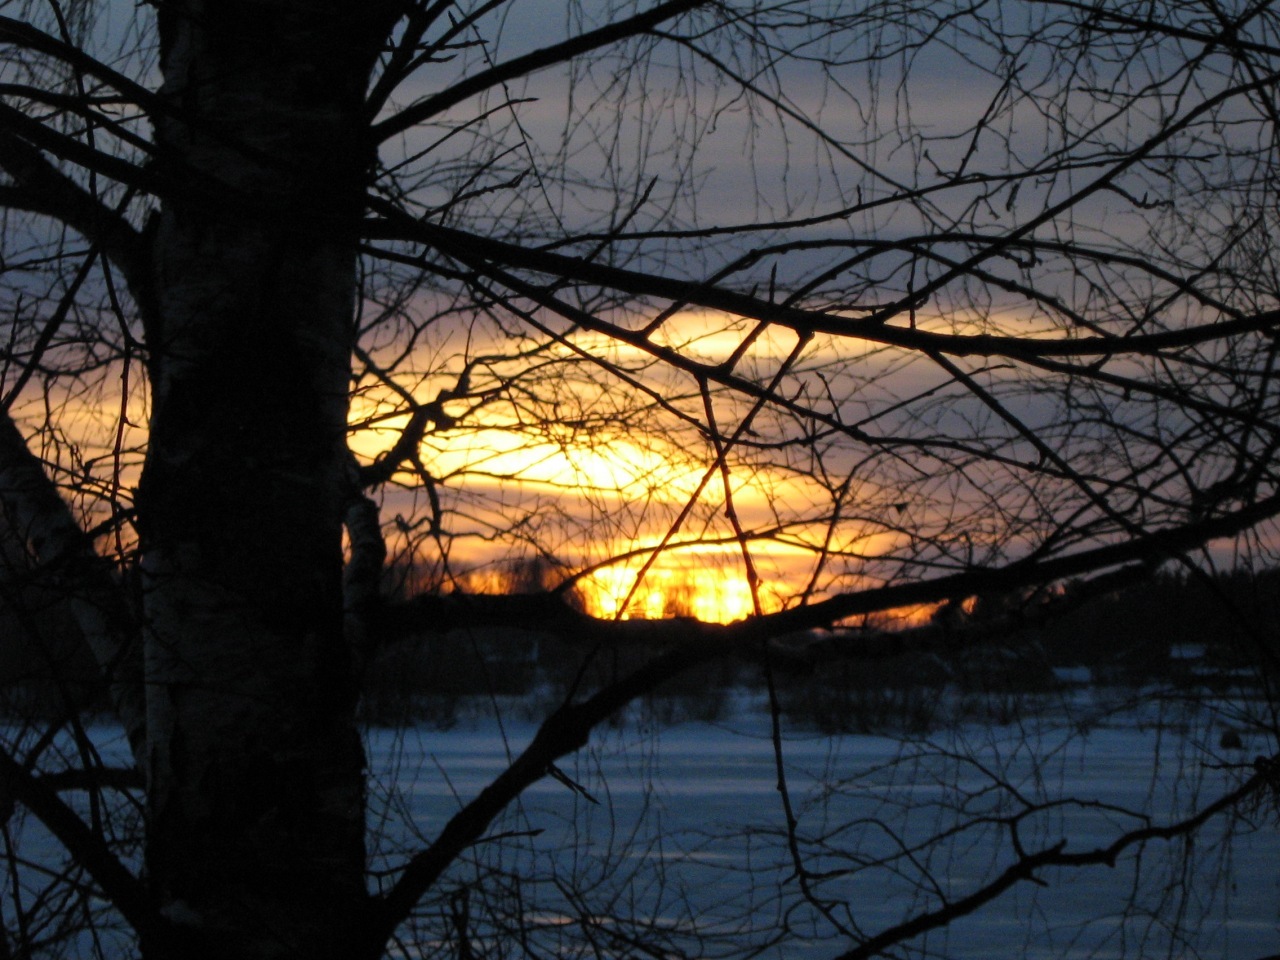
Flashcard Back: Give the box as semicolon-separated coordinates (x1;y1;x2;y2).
364;212;1280;362
377;488;1280;652
371;0;714;142
0;127;149;298
0;410;145;762
0;745;156;943
833;761;1276;960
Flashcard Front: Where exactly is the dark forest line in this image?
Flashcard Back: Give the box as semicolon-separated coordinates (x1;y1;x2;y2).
356;565;1280;731
3;566;1276;731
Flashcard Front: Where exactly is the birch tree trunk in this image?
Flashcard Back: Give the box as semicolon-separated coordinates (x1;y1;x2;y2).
138;4;386;957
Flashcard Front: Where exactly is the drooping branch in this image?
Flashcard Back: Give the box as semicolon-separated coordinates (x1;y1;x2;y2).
366;531;1276;948
1035;0;1280;58
0;745;158;944
0;16;167;117
365;232;1273;538
364;623;731;950
353;345;473;488
36;766;144;793
368;518;1277;947
378;488;1280;651
0;101;153;194
364;211;1280;363
833;759;1277;960
370;0;712;142
0;125;150;299
741;489;1280;639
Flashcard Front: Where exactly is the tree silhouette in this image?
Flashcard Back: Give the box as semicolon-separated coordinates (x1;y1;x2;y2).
1;1;1279;958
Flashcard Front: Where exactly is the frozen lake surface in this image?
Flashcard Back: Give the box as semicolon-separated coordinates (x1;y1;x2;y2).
3;696;1278;958
364;700;1280;959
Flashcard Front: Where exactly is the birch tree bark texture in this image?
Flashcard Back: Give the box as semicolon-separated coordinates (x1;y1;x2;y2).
137;4;387;957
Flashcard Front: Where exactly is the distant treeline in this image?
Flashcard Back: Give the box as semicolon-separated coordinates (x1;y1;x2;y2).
2;566;1276;729
1026;566;1280;680
358;566;1280;729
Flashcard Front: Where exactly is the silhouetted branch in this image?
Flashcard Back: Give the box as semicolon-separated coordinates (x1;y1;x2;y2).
0;411;145;762
0;128;148;292
365;210;1280;362
0;102;152;193
379;489;1280;650
37;767;144;793
371;0;711;141
833;760;1275;960
0;16;164;114
366;630;725;948
0;746;155;943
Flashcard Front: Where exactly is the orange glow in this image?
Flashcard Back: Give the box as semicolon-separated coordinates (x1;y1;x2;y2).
346;312;937;623
349;395;711;504
577;563;950;628
581;555;780;623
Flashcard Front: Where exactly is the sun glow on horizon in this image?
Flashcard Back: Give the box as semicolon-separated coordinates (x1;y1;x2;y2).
576;546;798;623
345;312;947;624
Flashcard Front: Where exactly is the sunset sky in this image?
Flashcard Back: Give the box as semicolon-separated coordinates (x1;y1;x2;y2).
7;0;1271;625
